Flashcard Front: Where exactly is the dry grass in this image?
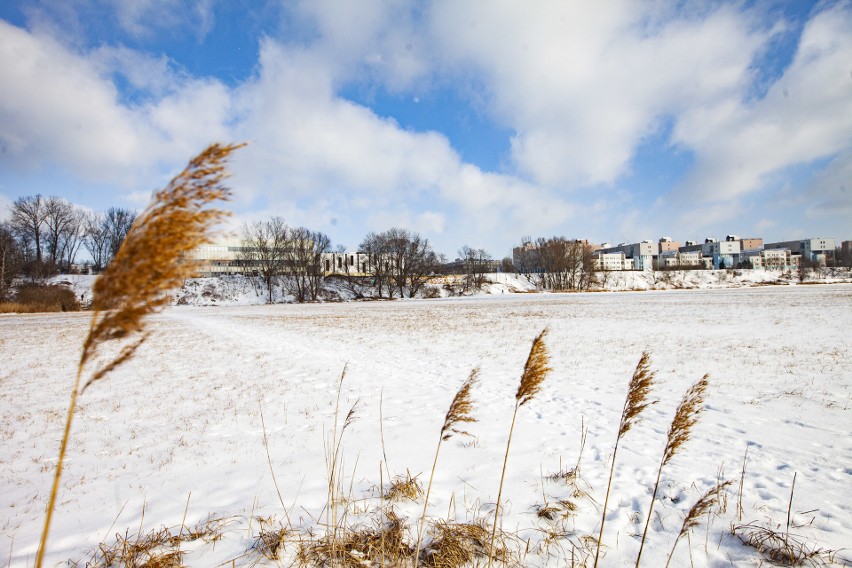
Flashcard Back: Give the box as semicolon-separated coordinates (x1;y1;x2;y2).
636;374;710;567
733;523;833;566
35;142;244;568
515;329;551;407
423;521;495;568
0;284;81;313
595;352;657;568
387;471;424;502
662;374;709;466
252;515;289;560
665;480;732;567
298;509;412;567
414;368;480;566
618;351;656;438
0;302;52;313
73;526;185;568
489;329;552;568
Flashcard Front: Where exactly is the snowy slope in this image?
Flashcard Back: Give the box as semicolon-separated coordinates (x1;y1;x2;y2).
1;285;851;566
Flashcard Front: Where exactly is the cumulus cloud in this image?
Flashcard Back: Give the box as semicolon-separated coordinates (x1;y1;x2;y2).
0;20;233;187
427;1;767;188
672;3;852;202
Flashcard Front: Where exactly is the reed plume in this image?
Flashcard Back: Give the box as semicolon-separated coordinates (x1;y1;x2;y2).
488;329;551;568
35;142;244;568
413;368;479;567
594;352;656;568
665;480;732;568
636;374;709;567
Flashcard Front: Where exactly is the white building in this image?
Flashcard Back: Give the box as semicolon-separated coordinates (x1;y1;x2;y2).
765;238;836;265
594;251;632;271
597;241;656;270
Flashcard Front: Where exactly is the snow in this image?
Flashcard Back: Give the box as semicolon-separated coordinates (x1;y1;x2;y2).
1;284;851;566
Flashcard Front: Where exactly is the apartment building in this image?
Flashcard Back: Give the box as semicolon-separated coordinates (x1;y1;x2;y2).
597;241;656;270
765;238;836;264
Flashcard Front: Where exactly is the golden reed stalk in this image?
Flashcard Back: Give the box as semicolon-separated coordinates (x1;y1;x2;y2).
35;143;244;568
487;329;551;568
413;368;479;567
636;374;709;568
665;479;732;568
594;352;656;568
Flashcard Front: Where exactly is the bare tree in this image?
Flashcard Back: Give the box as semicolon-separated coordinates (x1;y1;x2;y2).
390;228;441;298
534;237;598;291
10;194;46;276
284;227;331;302
360;231;394;298
500;257;515;273
0;222;22;301
459;245;492;293
42;197;88;273
60;209;87;272
240;217;289;303
104;207;137;261
83;212;110;273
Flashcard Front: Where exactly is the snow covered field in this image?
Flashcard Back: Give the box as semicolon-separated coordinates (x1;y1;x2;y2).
1;285;851;566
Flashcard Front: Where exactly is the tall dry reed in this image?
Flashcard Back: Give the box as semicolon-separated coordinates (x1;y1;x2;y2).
35;142;244;568
413;368;479;567
635;373;709;567
487;329;551;568
594;352;656;568
665;479;731;568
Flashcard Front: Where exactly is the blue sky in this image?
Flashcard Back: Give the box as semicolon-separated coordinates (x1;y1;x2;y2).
1;0;850;258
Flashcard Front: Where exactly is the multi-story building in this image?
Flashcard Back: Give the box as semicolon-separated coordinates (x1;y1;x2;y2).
657;250;705;268
594;251;632;271
765;238;836;265
187;238;371;277
741;248;795;270
701;237;741;269
739;237;763;252
597;241;656;270
658;237;681;254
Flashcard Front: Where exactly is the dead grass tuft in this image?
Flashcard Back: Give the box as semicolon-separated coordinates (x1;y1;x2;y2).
733;523;833;566
386;471;424;502
535;500;577;521
298;509;412;567
252;515;289;560
74;527;184;568
423;521;496;568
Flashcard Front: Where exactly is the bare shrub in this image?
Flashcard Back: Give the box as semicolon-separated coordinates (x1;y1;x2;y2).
14;283;80;312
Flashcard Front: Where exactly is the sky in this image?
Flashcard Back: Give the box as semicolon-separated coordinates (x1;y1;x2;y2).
1;0;851;258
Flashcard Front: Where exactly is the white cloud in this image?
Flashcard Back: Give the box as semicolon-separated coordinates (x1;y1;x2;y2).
0;20;233;187
0;22;145;179
427;1;767;188
672;3;852;202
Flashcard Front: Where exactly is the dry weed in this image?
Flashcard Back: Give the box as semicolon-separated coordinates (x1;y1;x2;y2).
595;352;657;568
387;471;424;502
36;143;243;567
74;526;184;568
423;521;496;568
733;523;833;566
252;515;289;560
489;329;551;568
298;509;412;567
636;374;710;567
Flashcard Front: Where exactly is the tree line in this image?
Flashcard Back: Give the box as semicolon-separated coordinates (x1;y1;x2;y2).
1;194;136;301
239;219;445;302
514;236;599;291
